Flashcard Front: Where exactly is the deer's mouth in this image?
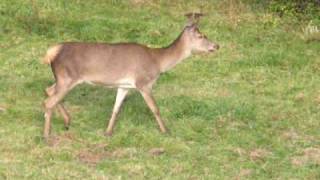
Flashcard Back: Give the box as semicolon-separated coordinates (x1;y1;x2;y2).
208;44;220;52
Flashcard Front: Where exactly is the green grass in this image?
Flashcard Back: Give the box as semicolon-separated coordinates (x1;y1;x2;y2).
1;0;320;179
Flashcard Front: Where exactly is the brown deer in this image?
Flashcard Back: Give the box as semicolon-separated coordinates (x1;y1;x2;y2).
42;14;219;139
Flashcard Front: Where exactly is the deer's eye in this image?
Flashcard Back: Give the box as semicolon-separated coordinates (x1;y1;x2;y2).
197;34;204;38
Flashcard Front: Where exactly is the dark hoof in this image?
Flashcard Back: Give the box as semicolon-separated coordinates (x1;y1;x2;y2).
42;136;50;144
160;128;168;133
65;126;69;131
161;130;167;133
161;128;171;135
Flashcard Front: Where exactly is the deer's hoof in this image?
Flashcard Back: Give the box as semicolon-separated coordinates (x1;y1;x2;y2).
64;126;69;131
160;128;168;133
42;136;50;144
104;131;113;137
161;128;171;135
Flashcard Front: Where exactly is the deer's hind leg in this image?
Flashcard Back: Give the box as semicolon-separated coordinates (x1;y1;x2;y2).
46;83;71;130
44;80;76;138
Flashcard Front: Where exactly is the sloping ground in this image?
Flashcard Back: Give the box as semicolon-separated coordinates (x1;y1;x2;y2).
0;0;319;179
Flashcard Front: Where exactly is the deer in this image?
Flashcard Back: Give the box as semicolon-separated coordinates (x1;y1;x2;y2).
42;13;219;139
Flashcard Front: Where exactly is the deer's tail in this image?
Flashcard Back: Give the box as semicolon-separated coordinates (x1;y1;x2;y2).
43;44;62;64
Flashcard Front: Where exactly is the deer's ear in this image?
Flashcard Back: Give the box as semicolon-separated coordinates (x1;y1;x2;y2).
184;12;203;28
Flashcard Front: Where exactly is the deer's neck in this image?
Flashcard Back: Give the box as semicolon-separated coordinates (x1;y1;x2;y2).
154;33;191;73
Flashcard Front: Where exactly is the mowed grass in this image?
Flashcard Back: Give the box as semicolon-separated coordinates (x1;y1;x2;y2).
1;0;320;179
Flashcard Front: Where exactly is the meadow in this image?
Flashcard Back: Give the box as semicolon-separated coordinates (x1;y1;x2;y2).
0;0;320;179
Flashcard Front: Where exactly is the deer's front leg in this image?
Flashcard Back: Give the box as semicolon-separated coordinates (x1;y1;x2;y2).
139;87;167;133
105;88;129;136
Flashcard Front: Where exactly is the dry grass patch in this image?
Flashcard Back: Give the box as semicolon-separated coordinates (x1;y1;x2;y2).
172;164;184;174
281;129;316;146
217;0;252;29
294;92;305;101
120;164;145;177
232;147;247;157
291;147;320;167
0;106;6;112
281;130;300;141
234;168;252;180
315;94;320;104
300;21;320;43
249;148;272;161
231;147;272;162
111;148;137;158
214;88;232;98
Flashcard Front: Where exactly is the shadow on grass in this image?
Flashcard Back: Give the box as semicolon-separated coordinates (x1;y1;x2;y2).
160;95;257;122
30;78;257;134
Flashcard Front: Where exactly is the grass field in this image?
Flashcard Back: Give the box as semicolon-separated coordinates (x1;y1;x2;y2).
1;0;320;179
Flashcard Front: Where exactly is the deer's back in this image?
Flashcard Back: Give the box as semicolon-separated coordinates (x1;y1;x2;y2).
51;42;160;88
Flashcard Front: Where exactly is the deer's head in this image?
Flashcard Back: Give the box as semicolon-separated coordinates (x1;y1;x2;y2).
183;12;219;53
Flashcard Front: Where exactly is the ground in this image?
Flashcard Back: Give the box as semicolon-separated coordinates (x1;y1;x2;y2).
0;0;320;179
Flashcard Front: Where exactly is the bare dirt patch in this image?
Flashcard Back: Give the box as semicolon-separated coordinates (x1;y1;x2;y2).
77;143;110;166
271;114;285;121
46;132;76;147
46;136;61;147
77;150;110;166
45;134;111;166
148;148;165;156
46;133;140;166
77;146;139;166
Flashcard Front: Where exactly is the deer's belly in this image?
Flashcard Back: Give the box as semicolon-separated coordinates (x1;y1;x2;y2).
113;78;136;88
83;77;136;89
